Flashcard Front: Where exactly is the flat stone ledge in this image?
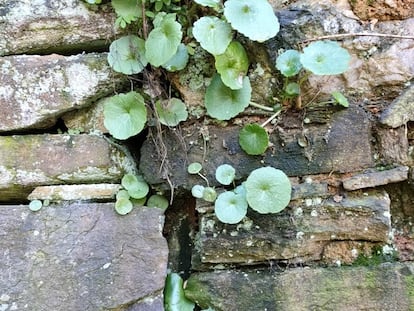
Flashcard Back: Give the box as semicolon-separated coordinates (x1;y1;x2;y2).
342;166;409;191
28;184;121;201
185;262;414;311
0;134;132;201
0;0;118;56
0;203;168;311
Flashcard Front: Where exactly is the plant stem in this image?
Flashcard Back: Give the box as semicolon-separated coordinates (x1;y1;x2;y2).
249;101;274;112
198;172;210;187
261;109;282;127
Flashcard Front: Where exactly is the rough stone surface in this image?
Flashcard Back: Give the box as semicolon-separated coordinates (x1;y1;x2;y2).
342;166;409;190
380;85;414;128
350;0;414;21
193;190;391;268
28;184;121;201
0;134;133;201
0;203;168;311
140;106;373;188
185;262;414;311
376;125;410;165
0;53;127;132
0;0;117;56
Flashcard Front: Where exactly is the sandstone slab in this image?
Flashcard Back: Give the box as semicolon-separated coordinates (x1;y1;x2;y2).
0;53;127;132
342;166;409;190
380;85;414;128
185;262;414;311
193;190;391;268
0;0;117;56
28;184;121;201
140;106;373;188
0;203;168;311
0;134;133;201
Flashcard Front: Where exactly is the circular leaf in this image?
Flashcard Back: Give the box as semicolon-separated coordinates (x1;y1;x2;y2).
215;164;236;185
116;189;130;200
191;184;205;198
202;187;217;202
193;16;232;55
215;41;249;90
115;197;133;215
103;91;147;140
188;162;203;174
214;191;248;224
205;74;251;120
276;50;302;77
162;43;189;72
156;98;188;126
224;0;280;42
107;35;147;75
285;82;300;97
245;167;291;214
147;194;169;210
300;40;351;75
29;200;43;212
145;14;182;66
121;174;149;199
239;123;269;155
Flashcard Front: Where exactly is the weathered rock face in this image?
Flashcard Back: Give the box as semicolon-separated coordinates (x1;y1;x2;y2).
0;0;117;56
0;134;133;201
350;0;414;21
0;203;168;311
185;262;414;311
193;190;391;268
0;53;127;132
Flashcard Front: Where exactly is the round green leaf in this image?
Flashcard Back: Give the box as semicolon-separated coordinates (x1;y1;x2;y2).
164;273;195;311
215;41;249;90
29;200;43;212
276;50;302;77
162;43;189;72
107;35;147;75
111;0;141;27
103;91;147;140
156;98;188;126
115;197;133;215
285;82;300;97
215;164;236;185
188;162;202;174
239;123;269;155
331;91;349;107
147;194;169;210
116;189;130;200
194;0;221;10
202;187;217;202
205;74;251;120
121;174;149;199
145;14;182;66
193;16;232;55
300;40;351;75
214;191;248;224
245;167;291;214
224;0;280;42
191;185;205;198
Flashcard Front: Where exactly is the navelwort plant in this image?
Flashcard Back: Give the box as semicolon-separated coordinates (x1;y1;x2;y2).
190;163;292;224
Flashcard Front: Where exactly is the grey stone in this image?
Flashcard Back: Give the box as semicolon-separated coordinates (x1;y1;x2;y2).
193;190;391;268
376;126;410;165
28;184;121;201
0;53;127;132
380;85;414;128
0;134;134;201
0;0;118;56
342;166;409;190
0;203;168;311
140;106;373;188
185;262;414;311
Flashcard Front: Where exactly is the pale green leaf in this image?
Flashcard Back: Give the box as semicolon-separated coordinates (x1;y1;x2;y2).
103;91;147;140
112;0;141;26
188;162;202;174
162;43;189;72
115;197;133;215
156;98;188;126
164;273;195;311
276;50;302;77
29;200;43;212
239;123;269;155
147;194;169;210
215;164;236;185
215;191;248;224
331;91;349;107
193;16;232;55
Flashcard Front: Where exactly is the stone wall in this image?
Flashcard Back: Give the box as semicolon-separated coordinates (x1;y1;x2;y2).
1;0;414;310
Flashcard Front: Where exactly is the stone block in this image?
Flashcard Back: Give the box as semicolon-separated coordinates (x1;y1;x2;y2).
185;262;414;311
0;53;127;131
0;0;118;56
380;85;414;128
193;191;391;268
0;203;168;311
140;106;373;188
0;134;133;201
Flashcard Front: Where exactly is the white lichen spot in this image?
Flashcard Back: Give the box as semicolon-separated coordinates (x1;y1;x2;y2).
364;227;368;231
382;244;395;255
383;211;391;218
0;294;10;302
305;199;313;207
310;209;318;217
230;231;238;237
102;262;111;270
296;231;304;240
293;207;303;217
351;248;358;258
33;230;39;236
246;240;253;247
335;260;341;267
305;177;313;184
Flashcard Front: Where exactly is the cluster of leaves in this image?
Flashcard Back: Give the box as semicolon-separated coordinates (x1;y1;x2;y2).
190;163;291;224
115;173;168;215
275;40;351;107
